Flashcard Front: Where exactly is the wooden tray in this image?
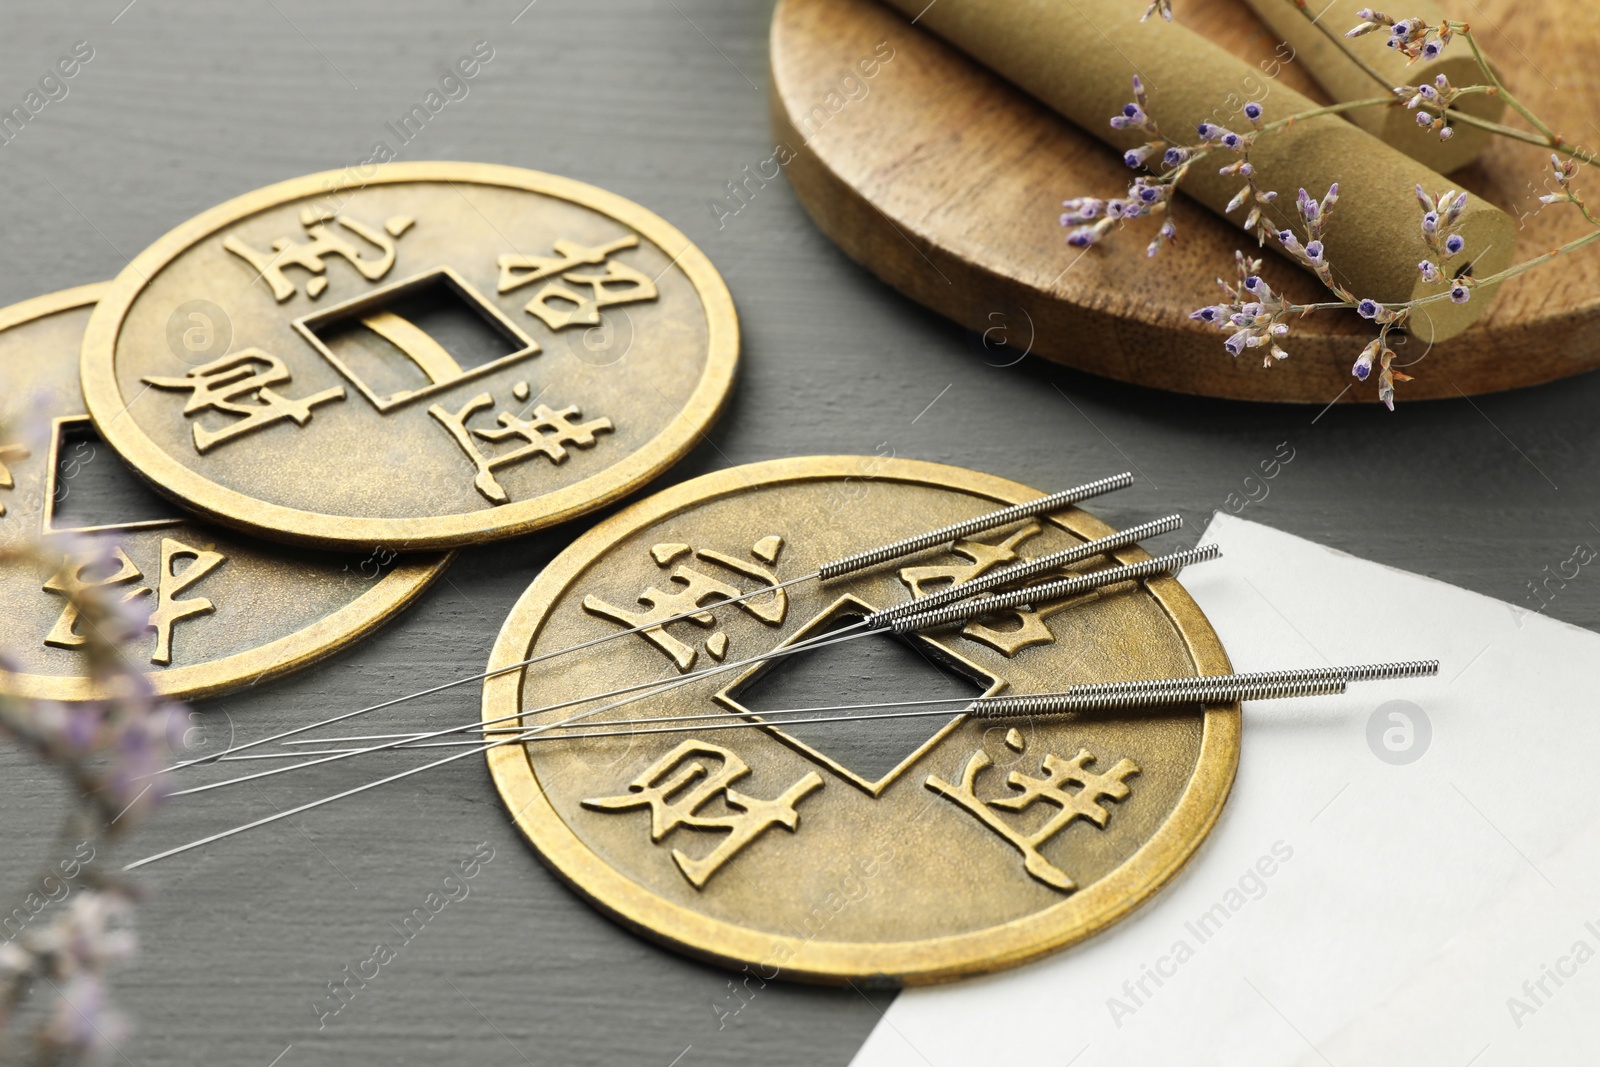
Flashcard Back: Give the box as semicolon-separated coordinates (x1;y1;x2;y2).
769;0;1600;403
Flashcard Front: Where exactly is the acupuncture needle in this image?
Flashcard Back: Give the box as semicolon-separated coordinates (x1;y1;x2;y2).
164;539;1209;797
161;542;1215;797
152;505;1177;780
122;660;1434;871
268;512;1190;749
164;471;1135;773
239;659;1441;756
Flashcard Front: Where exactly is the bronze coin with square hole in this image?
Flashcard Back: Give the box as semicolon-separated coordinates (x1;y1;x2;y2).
0;286;451;702
482;456;1239;984
80;163;738;550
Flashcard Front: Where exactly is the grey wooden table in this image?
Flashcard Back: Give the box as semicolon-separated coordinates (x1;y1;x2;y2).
2;2;1596;1064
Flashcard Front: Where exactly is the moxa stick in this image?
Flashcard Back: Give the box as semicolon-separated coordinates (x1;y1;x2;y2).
879;0;1514;343
1239;0;1505;174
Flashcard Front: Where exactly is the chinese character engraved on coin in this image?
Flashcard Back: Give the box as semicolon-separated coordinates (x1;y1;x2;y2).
496;234;659;330
582;740;824;889
42;538;226;666
582;535;787;672
926;732;1139;892
223;207;414;303
0;442;27;518
900;524;1096;657
142;350;347;454
428;390;614;506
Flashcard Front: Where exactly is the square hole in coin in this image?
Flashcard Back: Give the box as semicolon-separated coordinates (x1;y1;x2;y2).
45;418;184;534
732;612;986;788
294;267;539;412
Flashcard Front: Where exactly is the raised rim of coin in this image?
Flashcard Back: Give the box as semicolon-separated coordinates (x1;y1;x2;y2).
2;284;453;703
481;455;1239;984
79;162;739;550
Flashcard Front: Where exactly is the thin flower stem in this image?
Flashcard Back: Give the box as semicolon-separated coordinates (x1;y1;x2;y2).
1259;96;1398;130
1287;227;1600;319
1440;110;1597;164
1425;226;1600;298
1461;28;1556;141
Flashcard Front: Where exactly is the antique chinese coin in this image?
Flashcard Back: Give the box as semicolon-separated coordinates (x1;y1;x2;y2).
0;285;450;702
81;162;737;550
483;456;1239;983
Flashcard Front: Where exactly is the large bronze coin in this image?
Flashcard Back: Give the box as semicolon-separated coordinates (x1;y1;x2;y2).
483;456;1238;984
81;163;737;550
0;285;450;702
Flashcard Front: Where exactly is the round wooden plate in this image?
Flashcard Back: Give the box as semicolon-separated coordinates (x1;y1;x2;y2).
769;0;1600;403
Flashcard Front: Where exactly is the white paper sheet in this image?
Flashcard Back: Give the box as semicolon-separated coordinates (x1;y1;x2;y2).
853;513;1599;1067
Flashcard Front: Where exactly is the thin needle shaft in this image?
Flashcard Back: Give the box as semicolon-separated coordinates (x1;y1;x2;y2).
164;622;875;798
166;515;1189;793
165;474;1131;771
168;541;1212;796
123;660;1434;870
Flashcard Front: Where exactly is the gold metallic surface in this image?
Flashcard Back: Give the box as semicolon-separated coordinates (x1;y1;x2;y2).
80;162;738;550
0;286;451;702
483;456;1239;984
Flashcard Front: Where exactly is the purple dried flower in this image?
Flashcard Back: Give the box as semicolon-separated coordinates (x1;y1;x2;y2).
1450;283;1470;304
1421;210;1440;235
1357;298;1382;319
1305;240;1325;265
1418;260;1441;283
1146;218;1178;258
1243;101;1264;123
1163;146;1190;167
1061;197;1104;223
1444;233;1465;256
1124;145;1154;168
1416;110;1434;127
1438;126;1454;141
1421;38;1447;60
1353;345;1376;380
1190;305;1224;323
1224;331;1251;357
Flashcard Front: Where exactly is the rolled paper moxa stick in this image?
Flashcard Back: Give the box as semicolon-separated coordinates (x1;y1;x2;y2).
878;0;1514;343
1240;0;1505;173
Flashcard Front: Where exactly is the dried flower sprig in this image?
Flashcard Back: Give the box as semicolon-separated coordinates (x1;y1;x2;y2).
1538;154;1597;226
1054;1;1600;407
1345;8;1456;63
0;525;189;1064
1274;183;1350;299
1411;186;1474;303
1211;102;1281;243
1190;251;1297;366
